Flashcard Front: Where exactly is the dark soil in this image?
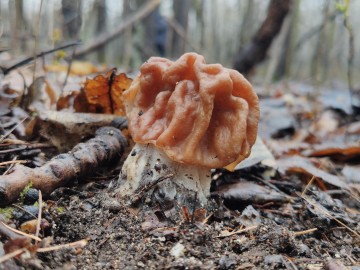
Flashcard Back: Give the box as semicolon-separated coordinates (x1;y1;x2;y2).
2;175;358;270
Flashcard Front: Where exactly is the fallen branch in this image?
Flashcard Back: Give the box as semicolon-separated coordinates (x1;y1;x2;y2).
1;42;80;75
74;0;161;58
0;127;127;206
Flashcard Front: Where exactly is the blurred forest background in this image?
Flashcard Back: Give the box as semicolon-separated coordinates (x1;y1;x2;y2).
0;0;360;90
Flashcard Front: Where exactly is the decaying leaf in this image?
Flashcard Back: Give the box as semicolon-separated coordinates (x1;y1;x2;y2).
84;68;132;115
57;69;132;115
303;143;360;162
27;110;125;151
259;98;296;139
277;155;347;189
213;181;290;207
234;136;276;170
45;61;103;76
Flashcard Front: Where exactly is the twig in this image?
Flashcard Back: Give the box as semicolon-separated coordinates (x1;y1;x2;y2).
301;175;316;197
0;117;28;143
293;228;317;236
295;11;340;50
37;238;88;253
301;195;360;238
12;204;37;219
130;174;174;205
0;127;127;206
3;157;18;175
0;143;54;155
0;160;28;167
0;222;41;241
74;0;161;58
2;42;80;75
191;192;198;224
0;248;27;264
35;190;42;240
215;225;258;238
202;213;213;224
62;45;77;93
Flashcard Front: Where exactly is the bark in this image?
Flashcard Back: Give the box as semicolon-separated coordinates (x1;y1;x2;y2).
0;127;127;206
233;0;291;76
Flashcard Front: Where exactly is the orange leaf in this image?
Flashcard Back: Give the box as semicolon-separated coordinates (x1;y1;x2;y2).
84;68;132;115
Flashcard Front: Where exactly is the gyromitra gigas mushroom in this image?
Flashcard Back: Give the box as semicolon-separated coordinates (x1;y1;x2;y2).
118;53;259;207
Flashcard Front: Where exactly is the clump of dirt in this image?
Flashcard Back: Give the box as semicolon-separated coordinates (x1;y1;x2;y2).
6;178;356;270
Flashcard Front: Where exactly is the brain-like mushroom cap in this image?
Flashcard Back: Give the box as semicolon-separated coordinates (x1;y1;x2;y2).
124;53;259;170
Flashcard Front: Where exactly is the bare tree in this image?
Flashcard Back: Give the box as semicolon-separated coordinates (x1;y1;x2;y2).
170;0;190;57
62;0;82;40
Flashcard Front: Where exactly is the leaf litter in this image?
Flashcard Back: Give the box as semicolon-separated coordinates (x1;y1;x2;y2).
0;63;359;269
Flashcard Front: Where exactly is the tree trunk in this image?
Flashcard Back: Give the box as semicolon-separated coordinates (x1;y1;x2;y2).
171;0;190;57
233;0;291;76
61;0;82;39
94;0;107;62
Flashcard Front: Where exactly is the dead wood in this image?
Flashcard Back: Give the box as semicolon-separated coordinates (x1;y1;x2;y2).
0;127;127;206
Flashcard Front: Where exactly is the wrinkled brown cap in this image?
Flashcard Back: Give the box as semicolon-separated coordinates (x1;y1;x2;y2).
124;53;259;170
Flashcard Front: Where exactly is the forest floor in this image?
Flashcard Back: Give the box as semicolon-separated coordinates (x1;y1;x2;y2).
0;61;359;269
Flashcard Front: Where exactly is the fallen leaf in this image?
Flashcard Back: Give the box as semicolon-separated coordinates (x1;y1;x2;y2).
213;181;290;207
84;68;132;115
234;136;276;170
46;61;103;76
302;143;360;162
277;155;347;189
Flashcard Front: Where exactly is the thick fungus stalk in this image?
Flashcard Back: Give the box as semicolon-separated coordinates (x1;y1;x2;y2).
117;53;259;207
119;143;211;207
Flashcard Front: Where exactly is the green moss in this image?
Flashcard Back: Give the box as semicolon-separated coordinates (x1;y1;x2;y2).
19;181;33;203
56;207;65;214
0;207;14;220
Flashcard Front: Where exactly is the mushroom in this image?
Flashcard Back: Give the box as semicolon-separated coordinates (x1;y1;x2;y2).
117;53;259;208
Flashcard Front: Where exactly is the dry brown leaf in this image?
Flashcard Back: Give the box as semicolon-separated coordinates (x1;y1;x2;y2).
303;143;360;162
45;61;103;76
84;68;132;115
277;155;347;189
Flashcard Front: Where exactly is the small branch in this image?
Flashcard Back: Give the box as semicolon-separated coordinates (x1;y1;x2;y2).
0;222;41;241
0;127;127;206
74;0;161;58
295;11;340;50
1;42;80;75
215;225;258;238
0;143;54;155
0;248;26;264
0;160;28;167
293;228;317;236
301;194;360;238
37;238;88;253
35;190;42;240
0;117;28;143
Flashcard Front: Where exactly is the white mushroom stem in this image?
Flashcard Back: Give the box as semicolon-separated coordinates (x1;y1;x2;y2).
118;143;211;207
